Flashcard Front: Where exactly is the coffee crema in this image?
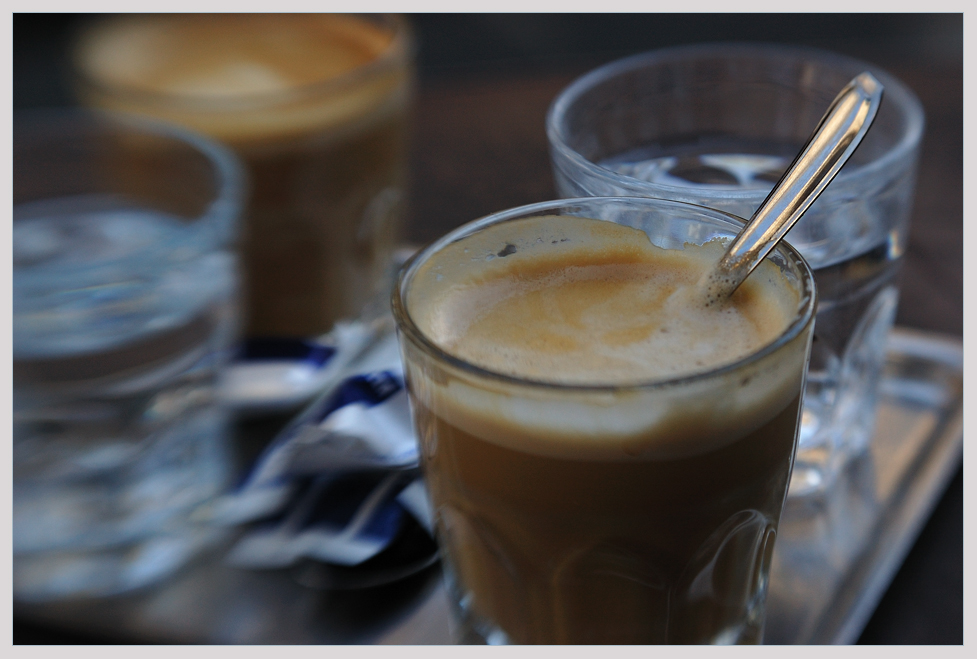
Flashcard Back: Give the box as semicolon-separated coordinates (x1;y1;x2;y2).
74;14;401;142
405;215;803;462
410;215;796;385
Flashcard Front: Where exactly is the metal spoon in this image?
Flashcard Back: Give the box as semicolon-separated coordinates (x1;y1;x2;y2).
700;72;884;306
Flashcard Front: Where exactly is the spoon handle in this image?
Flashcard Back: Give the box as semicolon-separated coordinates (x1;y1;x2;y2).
702;72;884;305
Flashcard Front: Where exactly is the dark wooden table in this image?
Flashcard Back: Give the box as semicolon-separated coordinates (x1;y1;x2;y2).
14;13;962;645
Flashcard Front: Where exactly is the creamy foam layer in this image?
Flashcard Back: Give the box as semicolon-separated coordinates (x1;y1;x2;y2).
411;215;796;385
75;15;405;142
405;215;808;460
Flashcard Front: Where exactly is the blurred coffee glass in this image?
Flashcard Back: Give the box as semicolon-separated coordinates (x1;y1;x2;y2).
13;110;244;600
74;14;414;340
547;43;924;495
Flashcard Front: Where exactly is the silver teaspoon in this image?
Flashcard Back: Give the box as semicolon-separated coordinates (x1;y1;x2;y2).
700;72;884;305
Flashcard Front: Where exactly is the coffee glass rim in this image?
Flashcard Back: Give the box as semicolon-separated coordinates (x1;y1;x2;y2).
13;107;245;275
392;196;817;395
71;14;413;112
545;41;925;202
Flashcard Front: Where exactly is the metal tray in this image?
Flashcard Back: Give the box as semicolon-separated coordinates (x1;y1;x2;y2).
764;327;963;645
14;327;963;645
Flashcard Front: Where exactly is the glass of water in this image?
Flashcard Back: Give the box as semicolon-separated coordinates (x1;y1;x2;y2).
13;110;244;600
546;43;924;496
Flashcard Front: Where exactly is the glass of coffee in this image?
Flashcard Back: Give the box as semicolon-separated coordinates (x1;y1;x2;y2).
73;14;414;339
392;197;817;644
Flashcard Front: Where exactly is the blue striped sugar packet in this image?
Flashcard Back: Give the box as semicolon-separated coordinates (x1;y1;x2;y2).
210;373;417;523
225;471;423;568
206;331;433;568
219;319;382;414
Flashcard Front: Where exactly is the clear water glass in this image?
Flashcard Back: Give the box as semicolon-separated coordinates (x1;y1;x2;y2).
546;43;924;496
13;110;245;600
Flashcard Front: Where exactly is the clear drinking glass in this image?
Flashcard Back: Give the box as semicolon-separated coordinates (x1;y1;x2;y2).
13;110;244;600
73;14;415;340
392;197;816;643
546;43;924;496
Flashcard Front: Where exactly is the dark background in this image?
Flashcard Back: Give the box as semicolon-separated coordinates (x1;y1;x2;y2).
13;13;963;645
13;14;964;104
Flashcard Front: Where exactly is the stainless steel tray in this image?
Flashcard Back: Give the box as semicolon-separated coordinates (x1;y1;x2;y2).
15;327;963;645
765;327;963;644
